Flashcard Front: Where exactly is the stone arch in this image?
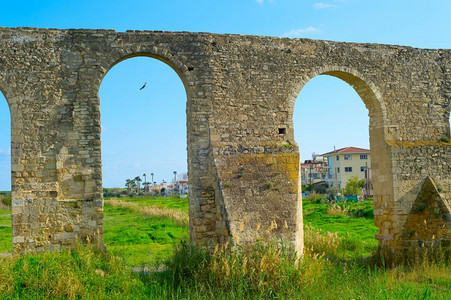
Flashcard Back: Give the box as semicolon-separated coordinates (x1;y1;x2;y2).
97;53;190;174
0;82;17;112
97;54;189;253
94;50;195;190
94;50;195;244
0;83;16;185
288;66;394;247
0;84;12;252
288;66;387;131
95;50;193;98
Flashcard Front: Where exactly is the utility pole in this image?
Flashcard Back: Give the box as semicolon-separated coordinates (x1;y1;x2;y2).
364;162;368;198
309;164;313;185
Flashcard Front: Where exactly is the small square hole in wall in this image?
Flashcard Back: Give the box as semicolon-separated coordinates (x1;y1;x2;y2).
278;128;286;135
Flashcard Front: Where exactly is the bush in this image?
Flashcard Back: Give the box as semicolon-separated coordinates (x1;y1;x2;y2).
1;196;11;207
312;183;328;194
304;193;326;204
344;176;365;196
326;186;340;202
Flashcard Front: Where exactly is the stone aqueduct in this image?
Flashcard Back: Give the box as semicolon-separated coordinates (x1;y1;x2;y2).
0;28;449;254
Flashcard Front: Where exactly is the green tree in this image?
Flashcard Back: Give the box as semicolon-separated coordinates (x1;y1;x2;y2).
344;176;365;196
125;179;134;192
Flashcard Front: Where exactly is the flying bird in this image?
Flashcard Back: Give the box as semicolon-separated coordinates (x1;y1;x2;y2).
140;82;147;90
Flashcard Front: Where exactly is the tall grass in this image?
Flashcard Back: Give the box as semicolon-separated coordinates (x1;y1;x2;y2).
1;237;448;299
163;238;330;299
0;196;449;298
106;199;188;226
151;233;451;299
0;244;149;299
150;226;450;299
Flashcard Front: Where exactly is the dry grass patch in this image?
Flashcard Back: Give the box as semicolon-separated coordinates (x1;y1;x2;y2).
105;199;188;226
327;203;350;216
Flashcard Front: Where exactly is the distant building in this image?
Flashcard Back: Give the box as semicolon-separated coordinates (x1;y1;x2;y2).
176;180;189;194
300;153;327;186
166;180;189;195
321;147;372;196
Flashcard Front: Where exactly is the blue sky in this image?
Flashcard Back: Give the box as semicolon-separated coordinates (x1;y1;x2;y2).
0;0;450;189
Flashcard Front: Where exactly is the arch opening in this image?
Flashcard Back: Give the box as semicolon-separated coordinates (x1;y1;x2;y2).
0;90;11;253
98;56;189;266
293;71;388;259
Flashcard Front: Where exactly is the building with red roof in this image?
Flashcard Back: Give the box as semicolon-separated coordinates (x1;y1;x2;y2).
321;147;372;196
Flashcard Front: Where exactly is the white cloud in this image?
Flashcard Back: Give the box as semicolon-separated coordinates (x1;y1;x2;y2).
282;27;322;38
0;148;11;155
118;128;128;134
313;3;337;9
256;0;274;4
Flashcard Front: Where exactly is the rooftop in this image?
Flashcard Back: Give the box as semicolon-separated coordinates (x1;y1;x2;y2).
321;147;370;156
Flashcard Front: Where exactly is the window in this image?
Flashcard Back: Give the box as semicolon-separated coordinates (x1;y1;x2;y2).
360;166;366;172
337;167;340;173
360;154;368;160
344;155;352;160
336;155;339;161
345;167;352;172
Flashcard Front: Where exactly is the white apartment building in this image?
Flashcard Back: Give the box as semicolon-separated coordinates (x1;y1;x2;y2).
321;147;372;193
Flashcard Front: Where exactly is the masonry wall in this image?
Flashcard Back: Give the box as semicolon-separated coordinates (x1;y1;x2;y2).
0;27;449;253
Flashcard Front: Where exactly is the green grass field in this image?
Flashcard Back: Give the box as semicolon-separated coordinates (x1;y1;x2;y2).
104;202;188;266
303;197;378;258
0;195;449;298
0;195;393;262
105;196;189;213
0;207;11;252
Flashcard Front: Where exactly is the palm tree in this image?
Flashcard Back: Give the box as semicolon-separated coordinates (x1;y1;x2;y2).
173;171;178;195
151;173;154;186
134;176;142;195
143;181;151;193
143;173;147;192
125;179;134;192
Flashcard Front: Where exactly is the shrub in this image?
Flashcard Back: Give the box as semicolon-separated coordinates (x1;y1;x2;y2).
326;186;340;201
304;193;326;204
344;176;365;196
0;196;11;207
312;183;328;194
